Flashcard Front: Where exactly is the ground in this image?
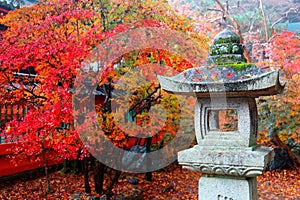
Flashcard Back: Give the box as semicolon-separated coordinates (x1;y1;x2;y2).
0;164;299;200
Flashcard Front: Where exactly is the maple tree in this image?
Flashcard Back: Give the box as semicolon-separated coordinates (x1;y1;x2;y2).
72;0;209;191
257;30;300;167
0;0;98;192
0;0;209;195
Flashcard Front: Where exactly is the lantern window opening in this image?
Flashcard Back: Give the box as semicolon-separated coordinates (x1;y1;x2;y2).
207;109;238;133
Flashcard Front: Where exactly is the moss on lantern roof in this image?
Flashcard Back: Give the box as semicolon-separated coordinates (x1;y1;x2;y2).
220;63;255;72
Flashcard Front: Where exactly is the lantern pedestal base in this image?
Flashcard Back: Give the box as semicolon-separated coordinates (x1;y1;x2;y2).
199;176;258;200
178;145;274;176
178;145;274;200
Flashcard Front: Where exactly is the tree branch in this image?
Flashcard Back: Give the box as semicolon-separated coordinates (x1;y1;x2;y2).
259;0;269;41
4;73;47;101
270;7;298;33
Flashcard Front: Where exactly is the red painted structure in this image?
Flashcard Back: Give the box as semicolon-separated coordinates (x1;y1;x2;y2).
0;143;62;177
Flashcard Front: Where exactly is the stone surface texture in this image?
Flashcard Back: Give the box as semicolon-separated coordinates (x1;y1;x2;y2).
199;176;258;200
178;145;273;177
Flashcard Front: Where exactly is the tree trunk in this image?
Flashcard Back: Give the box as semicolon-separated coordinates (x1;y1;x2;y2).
61;159;71;174
271;134;300;168
82;157;91;193
41;144;51;193
94;161;106;194
145;137;152;181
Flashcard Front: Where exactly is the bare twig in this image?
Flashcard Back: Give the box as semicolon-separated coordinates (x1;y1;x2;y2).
270;7;298;33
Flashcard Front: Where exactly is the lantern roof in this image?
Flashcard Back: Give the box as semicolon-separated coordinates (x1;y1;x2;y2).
158;29;285;97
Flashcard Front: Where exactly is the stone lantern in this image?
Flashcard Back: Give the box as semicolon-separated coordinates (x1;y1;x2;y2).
158;29;285;200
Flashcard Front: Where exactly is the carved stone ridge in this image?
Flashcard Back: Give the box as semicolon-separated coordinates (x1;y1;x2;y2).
181;164;264;177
